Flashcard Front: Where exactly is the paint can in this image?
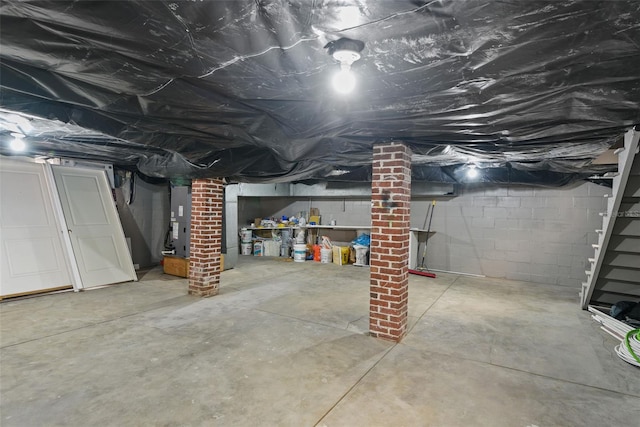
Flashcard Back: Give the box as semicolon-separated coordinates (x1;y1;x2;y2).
240;228;252;243
240;242;252;255
253;241;263;256
320;247;332;263
293;243;306;262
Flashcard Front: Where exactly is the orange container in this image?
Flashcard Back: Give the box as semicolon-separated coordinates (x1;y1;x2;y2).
313;244;321;262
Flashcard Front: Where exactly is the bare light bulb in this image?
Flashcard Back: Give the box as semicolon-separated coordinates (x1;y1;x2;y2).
332;68;356;94
466;165;479;179
9;133;26;152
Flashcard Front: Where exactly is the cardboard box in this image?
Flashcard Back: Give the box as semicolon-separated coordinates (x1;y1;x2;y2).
332;246;350;265
163;255;225;276
163;255;189;278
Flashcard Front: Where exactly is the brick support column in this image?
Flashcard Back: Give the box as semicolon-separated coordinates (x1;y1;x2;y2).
370;143;412;342
189;178;224;297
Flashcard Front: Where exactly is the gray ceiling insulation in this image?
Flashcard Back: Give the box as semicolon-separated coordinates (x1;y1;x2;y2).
1;0;639;185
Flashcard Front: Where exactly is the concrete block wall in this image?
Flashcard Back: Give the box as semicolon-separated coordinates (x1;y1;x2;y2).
411;182;608;287
274;199;371;225
239;198;372;227
236;181;607;288
237;197;297;226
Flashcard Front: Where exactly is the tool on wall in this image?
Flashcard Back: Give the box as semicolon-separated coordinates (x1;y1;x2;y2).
409;200;437;279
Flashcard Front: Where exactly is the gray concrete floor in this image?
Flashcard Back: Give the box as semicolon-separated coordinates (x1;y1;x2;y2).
1;256;638;426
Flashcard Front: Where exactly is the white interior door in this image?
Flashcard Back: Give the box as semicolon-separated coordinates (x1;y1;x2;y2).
0;158;72;297
52;166;136;288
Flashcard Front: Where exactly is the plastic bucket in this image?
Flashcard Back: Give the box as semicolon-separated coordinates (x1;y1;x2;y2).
320;247;332;263
241;242;252;255
240;228;252;243
293;243;306;262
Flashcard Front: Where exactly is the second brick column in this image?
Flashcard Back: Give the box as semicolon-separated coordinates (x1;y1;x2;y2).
369;143;412;342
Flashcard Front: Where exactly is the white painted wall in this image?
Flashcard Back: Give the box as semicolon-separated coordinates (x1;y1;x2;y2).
239;181;608;287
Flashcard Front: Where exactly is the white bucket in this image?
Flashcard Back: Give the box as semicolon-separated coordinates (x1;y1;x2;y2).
240;228;252;243
240;242;252;255
293;244;307;262
320;247;332;263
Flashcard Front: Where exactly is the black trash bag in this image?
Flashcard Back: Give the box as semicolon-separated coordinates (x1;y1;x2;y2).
610;301;639;320
626;303;640;322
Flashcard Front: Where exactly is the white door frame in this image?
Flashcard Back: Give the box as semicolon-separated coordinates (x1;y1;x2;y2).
44;162;84;291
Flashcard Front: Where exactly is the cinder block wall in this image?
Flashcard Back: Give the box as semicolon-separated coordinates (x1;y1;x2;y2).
412;182;607;287
284;199;373;226
237;181;608;288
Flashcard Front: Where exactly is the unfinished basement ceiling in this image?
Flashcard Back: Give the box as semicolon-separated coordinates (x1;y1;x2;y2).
1;0;639;185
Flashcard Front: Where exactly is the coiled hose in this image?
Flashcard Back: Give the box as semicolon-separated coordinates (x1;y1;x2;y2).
615;329;640;367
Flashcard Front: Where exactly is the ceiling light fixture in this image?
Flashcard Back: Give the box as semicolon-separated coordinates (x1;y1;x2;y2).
466;164;479;179
332;51;359;94
9;132;26;152
324;38;365;95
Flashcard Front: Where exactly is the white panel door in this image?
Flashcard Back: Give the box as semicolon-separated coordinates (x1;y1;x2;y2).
0;158;72;297
52;166;136;288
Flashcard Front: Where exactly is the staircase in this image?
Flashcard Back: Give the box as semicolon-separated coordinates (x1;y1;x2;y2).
581;127;640;309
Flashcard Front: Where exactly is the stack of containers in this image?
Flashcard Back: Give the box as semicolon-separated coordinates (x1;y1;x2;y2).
280;229;291;257
320;236;332;263
240;228;253;255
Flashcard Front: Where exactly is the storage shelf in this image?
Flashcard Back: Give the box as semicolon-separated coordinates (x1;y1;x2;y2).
246;225;369;230
245;225;432;233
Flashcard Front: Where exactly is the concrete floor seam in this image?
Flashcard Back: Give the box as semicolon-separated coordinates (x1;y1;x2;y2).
405;275;459;336
403;344;640;400
394;337;640;400
485;359;640;399
313;343;397;427
346;315;367;330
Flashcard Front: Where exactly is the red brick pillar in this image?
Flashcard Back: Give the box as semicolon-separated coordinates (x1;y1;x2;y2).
189;178;223;297
370;142;411;342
